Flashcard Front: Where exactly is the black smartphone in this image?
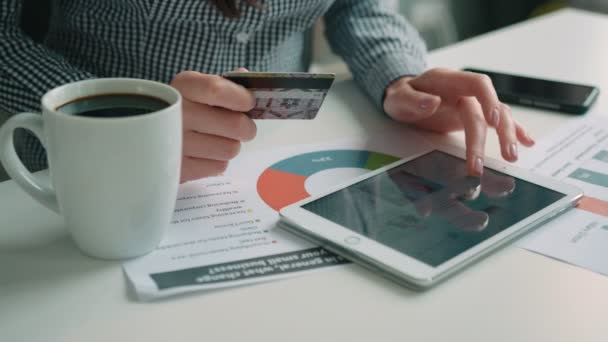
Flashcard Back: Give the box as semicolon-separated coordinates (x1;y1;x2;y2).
463;68;599;114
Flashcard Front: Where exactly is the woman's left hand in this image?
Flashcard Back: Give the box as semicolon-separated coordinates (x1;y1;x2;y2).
383;68;535;176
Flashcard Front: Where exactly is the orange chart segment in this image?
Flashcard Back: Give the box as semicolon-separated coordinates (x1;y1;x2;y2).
257;168;309;211
257;150;399;211
577;196;608;217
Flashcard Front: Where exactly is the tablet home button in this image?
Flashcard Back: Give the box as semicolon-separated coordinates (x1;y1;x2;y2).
344;236;361;245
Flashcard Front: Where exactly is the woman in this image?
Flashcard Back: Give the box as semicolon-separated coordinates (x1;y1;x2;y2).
0;0;534;182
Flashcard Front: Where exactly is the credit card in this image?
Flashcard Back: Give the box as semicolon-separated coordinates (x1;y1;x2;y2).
222;72;335;119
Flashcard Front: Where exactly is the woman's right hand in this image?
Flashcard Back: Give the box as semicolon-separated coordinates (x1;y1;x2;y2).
170;69;257;183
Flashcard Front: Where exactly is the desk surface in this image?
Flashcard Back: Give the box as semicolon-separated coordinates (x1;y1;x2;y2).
1;9;607;342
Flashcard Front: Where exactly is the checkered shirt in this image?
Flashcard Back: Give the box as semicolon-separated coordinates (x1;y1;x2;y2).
0;0;427;171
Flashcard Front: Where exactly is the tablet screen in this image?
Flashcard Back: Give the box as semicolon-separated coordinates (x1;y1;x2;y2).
302;151;566;267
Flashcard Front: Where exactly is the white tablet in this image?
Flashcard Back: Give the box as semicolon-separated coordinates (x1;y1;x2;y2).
279;145;583;289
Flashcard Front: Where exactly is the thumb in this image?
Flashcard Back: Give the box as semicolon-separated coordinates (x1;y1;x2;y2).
234;67;249;72
384;80;441;123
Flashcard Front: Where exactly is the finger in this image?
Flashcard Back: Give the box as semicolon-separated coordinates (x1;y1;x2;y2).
515;121;535;146
412;196;433;217
410;68;502;128
180;157;229;183
452;176;482;201
183;131;241;161
171;71;255;112
234;67;249;72
430;194;489;232
452;210;489;232
384;80;441;122
183;100;257;141
456;97;487;176
495;104;519;162
428;189;489;232
481;171;516;198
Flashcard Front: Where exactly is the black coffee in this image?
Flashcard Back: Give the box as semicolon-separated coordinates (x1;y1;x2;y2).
57;94;170;118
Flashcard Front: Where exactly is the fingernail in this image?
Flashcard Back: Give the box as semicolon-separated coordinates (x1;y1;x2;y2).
419;98;433;110
509;143;518;159
475;157;484;175
491;108;500;127
526;132;535;144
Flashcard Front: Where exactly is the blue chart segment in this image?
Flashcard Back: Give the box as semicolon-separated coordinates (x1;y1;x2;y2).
257;150;399;211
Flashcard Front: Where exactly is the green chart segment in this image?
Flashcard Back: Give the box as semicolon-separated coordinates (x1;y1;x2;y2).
257;150;399;211
593;150;608;163
569;168;608;188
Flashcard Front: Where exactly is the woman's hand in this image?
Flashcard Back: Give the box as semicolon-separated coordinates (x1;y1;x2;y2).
171;69;256;183
383;68;535;176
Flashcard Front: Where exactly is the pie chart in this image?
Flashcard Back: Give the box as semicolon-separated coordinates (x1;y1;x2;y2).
257;150;399;211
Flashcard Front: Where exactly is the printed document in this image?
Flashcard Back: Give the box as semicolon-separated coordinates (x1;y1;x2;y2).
124;130;431;300
517;118;608;276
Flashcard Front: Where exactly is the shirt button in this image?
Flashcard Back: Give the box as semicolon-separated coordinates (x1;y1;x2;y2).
236;32;250;43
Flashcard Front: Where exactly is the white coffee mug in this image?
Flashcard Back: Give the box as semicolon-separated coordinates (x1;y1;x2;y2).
0;78;182;259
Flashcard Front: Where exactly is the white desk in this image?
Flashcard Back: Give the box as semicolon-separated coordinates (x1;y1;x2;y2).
1;9;607;342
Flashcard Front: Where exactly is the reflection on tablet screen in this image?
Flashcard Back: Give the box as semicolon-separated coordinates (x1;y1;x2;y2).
302;151;566;267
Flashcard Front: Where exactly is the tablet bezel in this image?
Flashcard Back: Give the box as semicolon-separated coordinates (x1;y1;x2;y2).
279;144;583;287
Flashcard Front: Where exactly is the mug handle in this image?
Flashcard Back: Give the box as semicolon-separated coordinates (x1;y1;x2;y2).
0;113;59;213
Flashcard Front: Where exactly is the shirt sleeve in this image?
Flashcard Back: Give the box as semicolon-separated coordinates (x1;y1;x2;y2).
0;0;94;113
324;0;428;110
0;0;94;170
